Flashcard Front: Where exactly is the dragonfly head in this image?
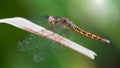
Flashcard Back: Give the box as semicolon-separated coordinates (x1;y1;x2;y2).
47;16;56;25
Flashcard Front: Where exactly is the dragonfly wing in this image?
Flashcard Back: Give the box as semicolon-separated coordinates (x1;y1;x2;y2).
18;16;76;62
18;16;51;51
28;16;50;28
33;41;57;62
18;34;47;51
32;31;75;62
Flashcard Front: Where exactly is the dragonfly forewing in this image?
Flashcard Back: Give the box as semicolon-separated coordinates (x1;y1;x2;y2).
18;34;47;51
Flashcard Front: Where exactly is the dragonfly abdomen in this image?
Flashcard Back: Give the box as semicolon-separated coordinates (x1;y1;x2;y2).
70;24;110;43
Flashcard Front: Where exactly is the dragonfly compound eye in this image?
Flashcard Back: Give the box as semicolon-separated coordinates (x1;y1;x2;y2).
47;16;55;23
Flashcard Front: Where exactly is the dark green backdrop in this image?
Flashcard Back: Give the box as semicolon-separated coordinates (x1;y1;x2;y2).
0;0;120;68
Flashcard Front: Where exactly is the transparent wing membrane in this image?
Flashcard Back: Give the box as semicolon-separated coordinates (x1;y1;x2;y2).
18;34;47;51
18;16;75;62
33;41;56;62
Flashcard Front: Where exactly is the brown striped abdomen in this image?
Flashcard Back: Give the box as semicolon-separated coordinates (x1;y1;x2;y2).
70;24;110;43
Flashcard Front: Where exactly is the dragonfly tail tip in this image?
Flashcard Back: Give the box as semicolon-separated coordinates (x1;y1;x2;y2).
102;39;110;44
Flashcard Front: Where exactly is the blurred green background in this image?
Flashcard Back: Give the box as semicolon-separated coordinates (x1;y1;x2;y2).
0;0;120;68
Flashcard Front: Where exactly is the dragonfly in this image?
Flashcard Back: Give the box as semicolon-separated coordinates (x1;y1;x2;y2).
18;16;110;62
